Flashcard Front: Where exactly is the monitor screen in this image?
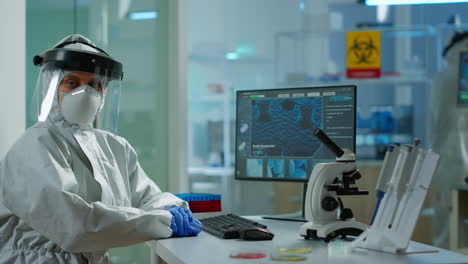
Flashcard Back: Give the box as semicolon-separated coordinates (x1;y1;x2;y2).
235;85;356;182
458;51;468;106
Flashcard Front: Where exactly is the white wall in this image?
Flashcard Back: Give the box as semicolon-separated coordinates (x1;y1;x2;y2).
0;0;26;159
168;0;189;193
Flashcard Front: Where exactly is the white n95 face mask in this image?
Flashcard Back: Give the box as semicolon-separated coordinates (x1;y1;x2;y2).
60;85;103;126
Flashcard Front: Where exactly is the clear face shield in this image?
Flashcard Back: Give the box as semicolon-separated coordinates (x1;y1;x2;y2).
33;69;122;133
32;39;123;134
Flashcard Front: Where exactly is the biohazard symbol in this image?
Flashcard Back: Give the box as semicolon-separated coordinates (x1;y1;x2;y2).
348;34;379;65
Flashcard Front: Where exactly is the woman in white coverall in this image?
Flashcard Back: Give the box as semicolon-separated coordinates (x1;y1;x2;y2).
0;34;202;263
431;31;468;249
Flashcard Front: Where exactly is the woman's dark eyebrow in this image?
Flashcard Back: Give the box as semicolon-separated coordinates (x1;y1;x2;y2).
63;75;80;81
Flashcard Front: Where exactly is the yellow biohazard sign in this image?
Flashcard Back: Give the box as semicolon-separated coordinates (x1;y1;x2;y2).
346;31;381;78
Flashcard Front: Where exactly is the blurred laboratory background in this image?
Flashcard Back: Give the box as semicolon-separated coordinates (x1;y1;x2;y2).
2;0;468;263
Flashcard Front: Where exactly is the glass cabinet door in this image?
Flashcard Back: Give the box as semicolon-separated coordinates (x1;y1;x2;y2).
187;0;308;215
85;1;172;263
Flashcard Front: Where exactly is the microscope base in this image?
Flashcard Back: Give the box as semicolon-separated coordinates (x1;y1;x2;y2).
299;220;367;242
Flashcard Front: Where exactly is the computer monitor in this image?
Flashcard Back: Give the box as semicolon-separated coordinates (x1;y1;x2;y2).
457;50;468;105
235;85;356;182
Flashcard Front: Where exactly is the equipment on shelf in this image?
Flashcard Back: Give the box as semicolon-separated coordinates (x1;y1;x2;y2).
299;128;369;242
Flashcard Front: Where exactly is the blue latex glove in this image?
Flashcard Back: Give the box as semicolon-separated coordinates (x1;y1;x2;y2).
167;207;203;237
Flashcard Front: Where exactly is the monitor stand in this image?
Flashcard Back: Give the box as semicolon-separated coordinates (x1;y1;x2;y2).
262;183;308;222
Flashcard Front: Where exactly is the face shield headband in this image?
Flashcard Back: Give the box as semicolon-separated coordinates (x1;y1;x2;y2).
33;48;123;81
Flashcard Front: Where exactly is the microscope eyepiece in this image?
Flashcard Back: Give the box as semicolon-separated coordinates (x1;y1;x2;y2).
313;128;345;158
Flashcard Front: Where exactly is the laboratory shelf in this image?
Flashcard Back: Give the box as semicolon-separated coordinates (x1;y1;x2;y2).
189;94;235;103
278;78;430;88
188;166;234;177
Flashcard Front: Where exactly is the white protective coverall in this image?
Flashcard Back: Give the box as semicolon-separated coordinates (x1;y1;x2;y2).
0;56;187;263
431;36;468;249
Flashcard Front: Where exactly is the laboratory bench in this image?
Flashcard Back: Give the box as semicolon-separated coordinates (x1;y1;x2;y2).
147;216;468;264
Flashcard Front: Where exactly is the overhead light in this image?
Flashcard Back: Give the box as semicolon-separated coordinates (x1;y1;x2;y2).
128;11;158;20
362;0;468;5
299;1;305;11
377;5;389;22
225;52;239;60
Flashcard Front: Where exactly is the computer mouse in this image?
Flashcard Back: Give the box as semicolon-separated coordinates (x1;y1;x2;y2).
239;228;275;241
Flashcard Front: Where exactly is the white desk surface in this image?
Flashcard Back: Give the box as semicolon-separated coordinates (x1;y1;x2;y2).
147;216;468;264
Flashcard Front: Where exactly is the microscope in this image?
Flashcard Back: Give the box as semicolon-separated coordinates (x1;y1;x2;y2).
299;128;368;242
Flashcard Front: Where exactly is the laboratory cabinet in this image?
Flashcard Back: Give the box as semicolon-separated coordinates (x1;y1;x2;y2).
274;25;434;160
186;25;457;215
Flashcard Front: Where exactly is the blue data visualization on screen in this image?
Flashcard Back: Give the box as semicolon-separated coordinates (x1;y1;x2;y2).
458;51;468;106
235;86;356;182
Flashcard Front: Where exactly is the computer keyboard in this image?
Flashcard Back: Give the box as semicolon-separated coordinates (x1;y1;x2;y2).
200;214;268;239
